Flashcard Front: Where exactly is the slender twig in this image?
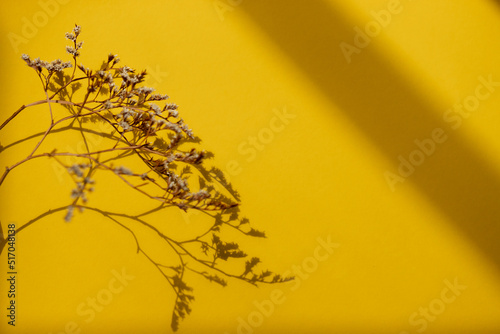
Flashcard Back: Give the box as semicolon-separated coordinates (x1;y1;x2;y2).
0;25;290;333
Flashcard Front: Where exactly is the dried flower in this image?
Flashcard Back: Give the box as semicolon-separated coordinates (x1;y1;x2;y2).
65;32;76;41
2;25;292;334
73;25;81;36
165;103;178;110
137;86;155;95
118;121;131;131
151;103;161;115
114;166;133;175
150;93;169;101
67;163;89;177
66;46;80;57
64;206;74;222
84;177;95;184
103;100;113;109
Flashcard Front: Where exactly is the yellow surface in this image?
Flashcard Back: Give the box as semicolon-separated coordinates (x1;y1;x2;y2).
1;0;500;333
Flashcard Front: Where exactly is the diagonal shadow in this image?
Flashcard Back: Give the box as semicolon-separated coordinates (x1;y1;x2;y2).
239;1;500;270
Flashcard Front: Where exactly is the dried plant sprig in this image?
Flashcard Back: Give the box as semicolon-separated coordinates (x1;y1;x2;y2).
0;25;292;331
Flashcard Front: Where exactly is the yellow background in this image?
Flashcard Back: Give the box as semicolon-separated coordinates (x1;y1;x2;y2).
1;0;500;333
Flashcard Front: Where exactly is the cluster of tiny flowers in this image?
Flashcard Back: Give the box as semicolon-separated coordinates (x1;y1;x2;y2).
65;25;83;57
67;163;90;177
21;54;72;73
117;107;138;120
20;24;238;217
163;104;179;118
178;119;194;139
184;149;205;164
150;93;169;101
66;173;94;222
97;70;116;89
71;182;88;201
65;25;80;40
119;66;141;85
65;32;76;41
65;205;74;222
151;104;162;115
170;149;205;164
146;158;194;196
118;121;132;131
167;172;190;194
181;189;210;201
131;87;169;102
137;87;155;95
114;166;133;175
110;103;189;145
67;165;94;190
165;103;178;111
104;100;113;109
115;107;140;132
164;123;184;144
107;53;120;65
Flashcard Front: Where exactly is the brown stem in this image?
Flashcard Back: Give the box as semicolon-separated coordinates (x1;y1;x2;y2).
0;98;84;132
0;105;26;131
0;104;107;187
0;168;10;188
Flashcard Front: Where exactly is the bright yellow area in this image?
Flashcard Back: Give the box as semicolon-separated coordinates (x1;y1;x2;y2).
1;0;500;333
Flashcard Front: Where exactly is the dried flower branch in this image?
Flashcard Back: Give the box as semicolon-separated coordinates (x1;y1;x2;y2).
0;25;292;331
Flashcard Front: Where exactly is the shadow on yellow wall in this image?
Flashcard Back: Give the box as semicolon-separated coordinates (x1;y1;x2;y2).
239;0;500;271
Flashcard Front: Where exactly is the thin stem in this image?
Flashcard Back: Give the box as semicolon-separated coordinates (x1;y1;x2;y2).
0;105;26;131
44;89;55;125
0;98;77;132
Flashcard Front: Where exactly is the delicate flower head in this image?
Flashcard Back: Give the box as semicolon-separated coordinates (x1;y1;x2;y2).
114;166;133;175
138;86;155;95
118;121;131;131
64;206;74;222
66;46;80;57
104;100;113;109
73;25;81;36
151;103;161;115
84;177;95;184
122;66;133;73
67;164;89;177
65;32;76;41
